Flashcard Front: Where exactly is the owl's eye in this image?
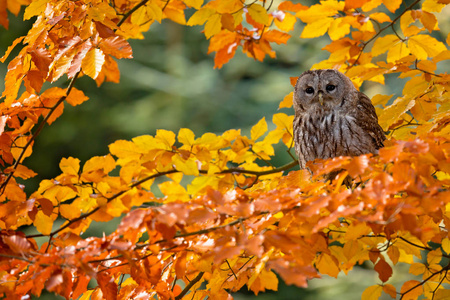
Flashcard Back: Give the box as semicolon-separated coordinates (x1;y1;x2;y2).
326;84;336;92
305;87;314;94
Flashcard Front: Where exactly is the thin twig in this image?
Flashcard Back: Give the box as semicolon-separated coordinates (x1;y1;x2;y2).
0;72;80;195
175;272;205;300
350;0;421;67
117;0;149;27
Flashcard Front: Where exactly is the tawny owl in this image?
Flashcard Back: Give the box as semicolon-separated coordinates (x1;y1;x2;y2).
293;69;385;172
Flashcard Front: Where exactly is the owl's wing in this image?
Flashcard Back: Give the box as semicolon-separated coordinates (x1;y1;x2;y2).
355;92;386;150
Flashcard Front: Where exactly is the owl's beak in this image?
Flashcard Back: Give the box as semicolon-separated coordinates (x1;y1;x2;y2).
318;91;324;105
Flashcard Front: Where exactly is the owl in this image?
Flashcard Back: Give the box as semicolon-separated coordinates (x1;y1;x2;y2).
293;69;385;173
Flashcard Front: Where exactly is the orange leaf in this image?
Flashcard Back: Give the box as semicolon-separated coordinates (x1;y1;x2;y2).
344;0;370;10
0;36;24;62
68;40;92;78
278;2;307;12
263;30;290;44
383;284;397;298
2;234;32;254
400;280;422;300
97;273;118;300
100;36;133;59
382;0;401;13
66;87;89;106
290;76;299;87
346;155;370;177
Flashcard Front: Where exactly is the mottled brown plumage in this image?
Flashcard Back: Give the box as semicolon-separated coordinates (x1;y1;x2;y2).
293;69;385;171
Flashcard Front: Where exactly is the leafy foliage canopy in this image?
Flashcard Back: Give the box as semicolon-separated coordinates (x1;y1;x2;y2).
0;0;450;299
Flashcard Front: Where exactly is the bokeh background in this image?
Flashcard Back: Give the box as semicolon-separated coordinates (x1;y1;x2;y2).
1;1;449;299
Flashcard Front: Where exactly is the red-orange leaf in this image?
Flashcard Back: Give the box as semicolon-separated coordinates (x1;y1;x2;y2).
374;258;392;282
100;36;133;59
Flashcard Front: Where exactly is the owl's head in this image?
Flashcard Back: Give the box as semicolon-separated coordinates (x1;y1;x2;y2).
293;69;355;112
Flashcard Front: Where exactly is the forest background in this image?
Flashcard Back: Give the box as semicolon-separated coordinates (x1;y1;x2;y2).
0;0;449;299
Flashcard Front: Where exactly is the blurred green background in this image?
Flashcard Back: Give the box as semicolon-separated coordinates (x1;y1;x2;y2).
1;1;449;299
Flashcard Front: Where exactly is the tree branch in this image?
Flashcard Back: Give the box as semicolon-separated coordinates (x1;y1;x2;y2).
0;72;80;195
350;0;421;67
175;272;205;300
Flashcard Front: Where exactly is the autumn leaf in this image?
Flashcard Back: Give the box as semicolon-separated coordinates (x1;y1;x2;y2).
82;48;105;79
362;285;383;300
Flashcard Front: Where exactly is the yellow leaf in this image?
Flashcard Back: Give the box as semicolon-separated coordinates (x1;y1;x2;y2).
23;0;48;20
147;2;163;23
371;94;392;107
187;175;218;195
296;2;343;23
156;129;176;149
409;35;447;60
187;8;215;26
378;97;415;131
204;13;221;39
60;157;80;176
361;0;383;11
262;130;283;146
372;34;399;57
409;262;426;276
435;289;450;300
158;181;189;202
362;285;382;300
11;136;33;162
164;7;186;25
131;5;148;25
422;0;446;12
82;154;116;174
109;140;142;159
178;128;196;147
82;48;105;79
252;141;274;158
427;249;442;265
274;12;296;32
60;204;81;219
315;253;339;278
248;3;269;26
301;17;334;38
382;0;401;12
272;113;294;130
279;92;293;109
442;238;450;254
387;42;411;62
184;0;203;9
34;210;53;235
172;155;199;176
251;117;267;141
107;198;128;217
328;18;350;41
